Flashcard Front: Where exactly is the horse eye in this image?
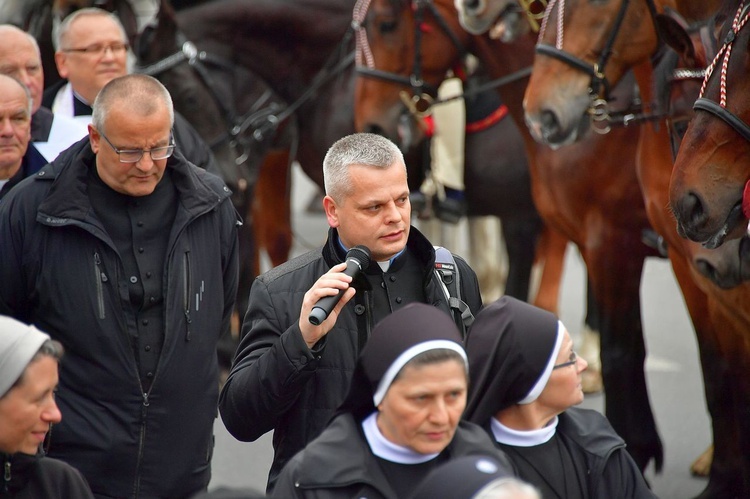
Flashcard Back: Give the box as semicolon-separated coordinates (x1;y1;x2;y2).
379;20;397;33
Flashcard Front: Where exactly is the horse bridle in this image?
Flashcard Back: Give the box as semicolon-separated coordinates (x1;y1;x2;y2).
533;0;660;132
354;0;468;116
136;32;288;166
693;1;750;143
353;0;533;117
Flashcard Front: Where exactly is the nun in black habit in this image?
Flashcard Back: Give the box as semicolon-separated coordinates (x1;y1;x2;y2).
464;296;657;499
271;303;512;499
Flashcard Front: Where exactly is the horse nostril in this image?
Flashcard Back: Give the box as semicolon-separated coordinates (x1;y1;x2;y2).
695;258;717;282
676;192;708;232
540;109;560;139
465;0;482;12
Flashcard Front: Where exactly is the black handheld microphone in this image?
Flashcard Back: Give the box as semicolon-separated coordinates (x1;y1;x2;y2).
308;245;372;326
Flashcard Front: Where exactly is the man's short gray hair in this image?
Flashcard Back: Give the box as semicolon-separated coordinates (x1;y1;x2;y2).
54;7;127;51
0;25;41;57
92;74;174;133
323;133;406;202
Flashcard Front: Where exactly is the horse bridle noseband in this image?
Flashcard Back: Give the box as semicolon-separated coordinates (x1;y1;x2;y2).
694;1;750;143
533;0;660;133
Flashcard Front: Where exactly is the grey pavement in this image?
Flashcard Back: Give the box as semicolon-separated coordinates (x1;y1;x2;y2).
208;165;711;498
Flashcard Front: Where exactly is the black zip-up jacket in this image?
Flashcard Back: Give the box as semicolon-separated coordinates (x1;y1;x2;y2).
271;415;513;499
219;227;482;490
1;452;94;499
0;138;240;498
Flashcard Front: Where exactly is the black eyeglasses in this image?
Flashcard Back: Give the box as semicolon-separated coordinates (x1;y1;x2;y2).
62;42;129;56
553;350;578;370
97;129;175;163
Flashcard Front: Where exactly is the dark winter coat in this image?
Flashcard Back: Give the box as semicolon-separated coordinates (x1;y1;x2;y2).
0;138;240;498
271;414;511;499
1;452;94;499
219;227;482;490
502;408;658;499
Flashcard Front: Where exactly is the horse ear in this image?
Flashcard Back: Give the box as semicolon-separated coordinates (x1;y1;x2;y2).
655;13;696;67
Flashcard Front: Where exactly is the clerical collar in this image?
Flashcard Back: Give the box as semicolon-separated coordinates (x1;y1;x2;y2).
362;412;439;464
491;416;558;447
336;237;404;272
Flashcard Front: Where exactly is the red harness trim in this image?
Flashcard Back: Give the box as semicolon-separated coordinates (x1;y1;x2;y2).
420;103;509;137
465;104;509;134
422;115;436;137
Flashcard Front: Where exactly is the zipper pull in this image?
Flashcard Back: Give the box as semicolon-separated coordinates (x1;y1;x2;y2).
185;310;192;342
4;460;10;485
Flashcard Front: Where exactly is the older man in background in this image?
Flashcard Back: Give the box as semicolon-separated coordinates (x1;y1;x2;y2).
0;74;33;198
0;24;88;194
43;7;217;172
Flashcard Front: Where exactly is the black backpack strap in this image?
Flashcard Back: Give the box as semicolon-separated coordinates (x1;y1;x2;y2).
433;246;475;337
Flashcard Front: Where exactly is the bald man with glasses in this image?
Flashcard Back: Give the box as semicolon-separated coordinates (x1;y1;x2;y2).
0;74;240;498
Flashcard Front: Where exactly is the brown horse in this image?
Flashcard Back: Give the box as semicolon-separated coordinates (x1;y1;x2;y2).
518;0;750;494
669;0;750;249
355;0;666;473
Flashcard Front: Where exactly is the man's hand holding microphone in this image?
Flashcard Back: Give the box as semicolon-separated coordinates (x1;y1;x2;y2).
299;246;371;349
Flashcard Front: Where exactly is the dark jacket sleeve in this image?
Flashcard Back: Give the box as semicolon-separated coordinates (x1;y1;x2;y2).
218;276;319;441
0;185;33;320
455;253;483;315
599;448;658;498
220;197;240;340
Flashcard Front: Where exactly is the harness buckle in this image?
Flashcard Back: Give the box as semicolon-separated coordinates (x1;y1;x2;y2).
589;97;611;135
400;91;434;118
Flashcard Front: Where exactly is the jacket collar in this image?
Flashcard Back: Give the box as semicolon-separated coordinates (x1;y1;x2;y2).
295;415;488;492
35;137;230;222
294;414;397;495
321;226;437;275
2;452;40;494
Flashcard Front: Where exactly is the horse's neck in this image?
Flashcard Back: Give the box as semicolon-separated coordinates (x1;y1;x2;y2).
178;0;353;101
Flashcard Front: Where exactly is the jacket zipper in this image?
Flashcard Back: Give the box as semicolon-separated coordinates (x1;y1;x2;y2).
183;251;192;341
94;252;106;319
133;391;150;499
3;460;10;492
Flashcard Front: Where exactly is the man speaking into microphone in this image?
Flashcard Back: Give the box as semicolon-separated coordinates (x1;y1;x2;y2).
219;133;483;492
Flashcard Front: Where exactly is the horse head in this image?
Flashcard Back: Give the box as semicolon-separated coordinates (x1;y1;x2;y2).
354;0;471;151
522;0;661;148
670;0;750;249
